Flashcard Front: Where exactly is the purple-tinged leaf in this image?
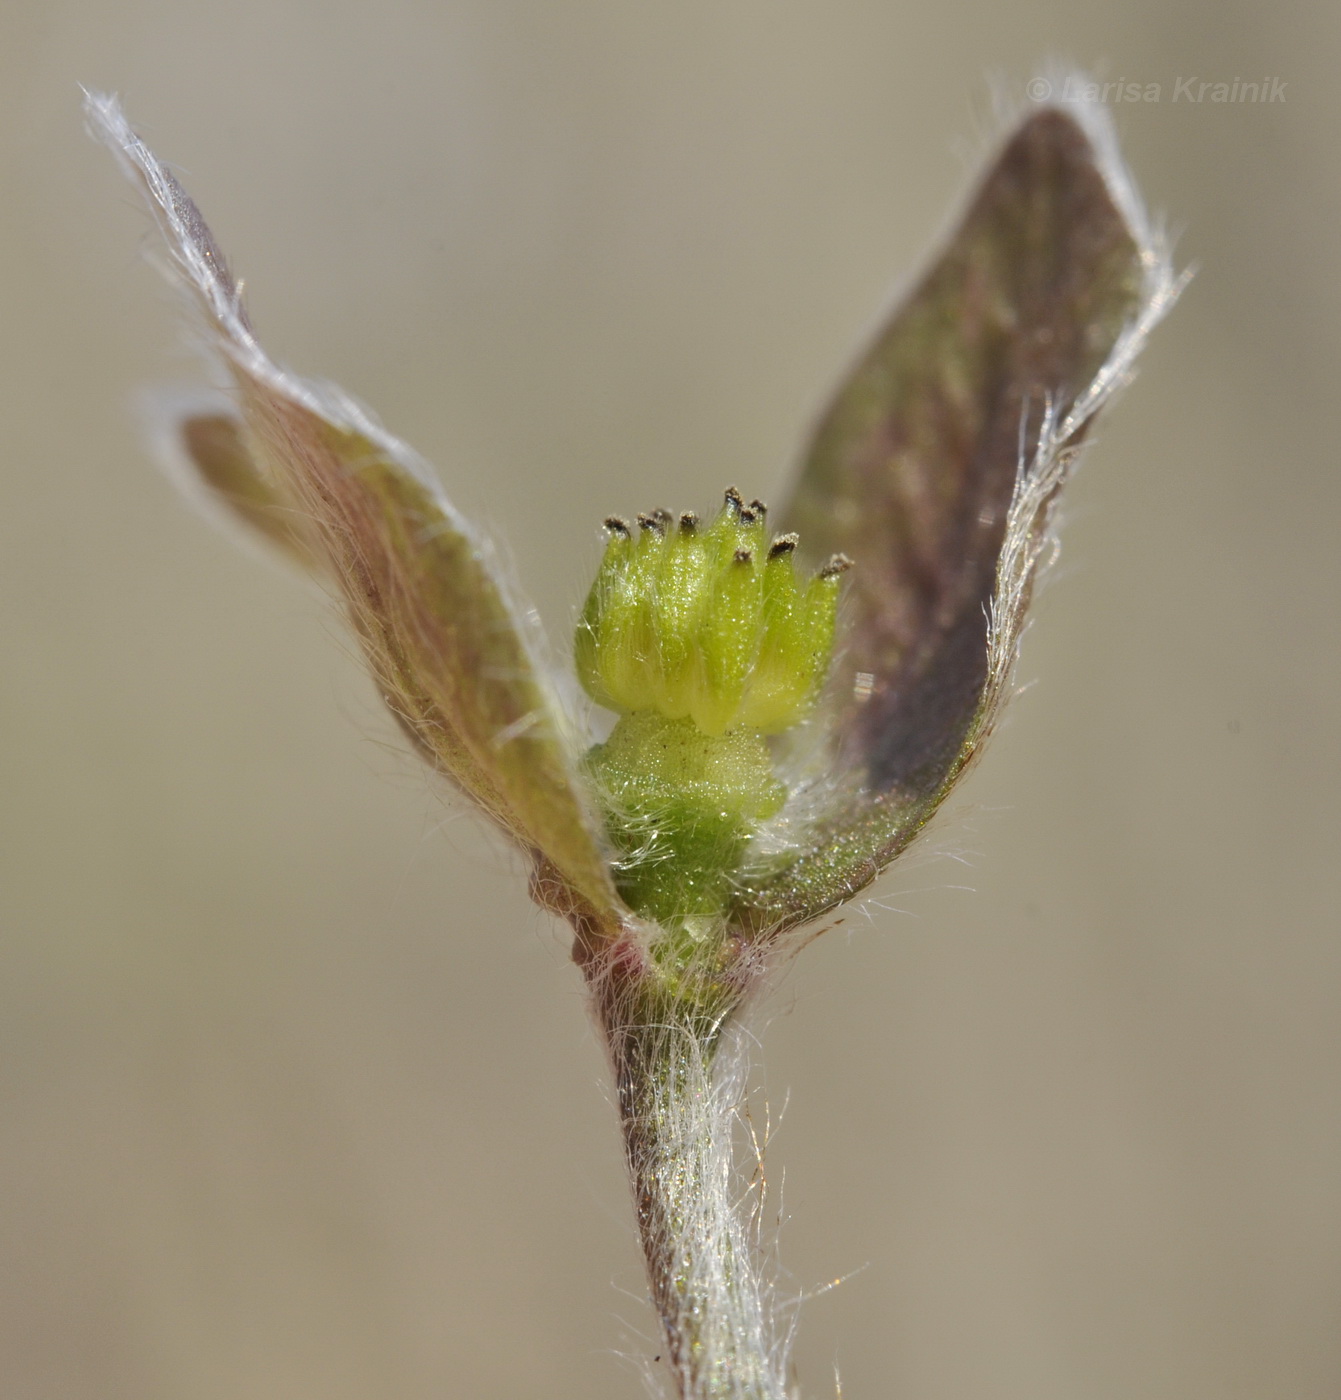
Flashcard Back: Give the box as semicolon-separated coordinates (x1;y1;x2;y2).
738;100;1182;933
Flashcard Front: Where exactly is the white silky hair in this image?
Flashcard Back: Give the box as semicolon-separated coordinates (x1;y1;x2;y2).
596;976;793;1400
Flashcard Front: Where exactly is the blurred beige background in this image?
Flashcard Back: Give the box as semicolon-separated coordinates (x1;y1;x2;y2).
2;3;1338;1398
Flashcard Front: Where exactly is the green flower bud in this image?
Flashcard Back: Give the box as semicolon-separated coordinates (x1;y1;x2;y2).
577;489;851;936
576;488;848;737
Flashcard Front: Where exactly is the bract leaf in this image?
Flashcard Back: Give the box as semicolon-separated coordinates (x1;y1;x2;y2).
87;92;621;921
155;404;320;570
738;99;1182;933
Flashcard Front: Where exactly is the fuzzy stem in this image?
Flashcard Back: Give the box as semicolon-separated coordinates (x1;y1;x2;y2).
597;984;786;1400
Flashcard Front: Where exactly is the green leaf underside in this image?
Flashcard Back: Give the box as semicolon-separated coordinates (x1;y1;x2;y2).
236;389;617;911
87;93;619;919
736;107;1166;934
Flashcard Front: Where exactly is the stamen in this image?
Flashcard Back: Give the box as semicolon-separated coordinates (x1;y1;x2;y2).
723;486;745;516
603;516;631;538
749;498;768;518
637;512;667;536
819;553;853;578
767;533;799;560
679;511;699;532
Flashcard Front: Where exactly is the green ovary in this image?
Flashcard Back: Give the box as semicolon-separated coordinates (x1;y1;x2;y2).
577;490;849;944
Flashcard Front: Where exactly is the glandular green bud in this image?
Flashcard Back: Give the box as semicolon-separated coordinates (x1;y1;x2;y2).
577;489;850;939
584;711;786;931
576;488;847;737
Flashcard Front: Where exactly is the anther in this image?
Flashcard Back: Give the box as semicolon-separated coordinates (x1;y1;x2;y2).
637;512;667;536
603;516;631;538
724;486;745;516
819;552;853;578
767;533;799;560
650;507;674;528
739;507;758;525
750;498;768;518
679;511;699;532
733;547;754;565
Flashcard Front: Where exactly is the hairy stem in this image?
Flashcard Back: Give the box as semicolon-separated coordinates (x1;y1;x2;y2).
597;985;786;1400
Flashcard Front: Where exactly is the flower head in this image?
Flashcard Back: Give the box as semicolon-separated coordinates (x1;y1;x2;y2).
576;491;847;737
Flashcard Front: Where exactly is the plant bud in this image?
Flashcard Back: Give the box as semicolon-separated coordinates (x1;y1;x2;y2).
576;489;844;737
576;490;849;930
